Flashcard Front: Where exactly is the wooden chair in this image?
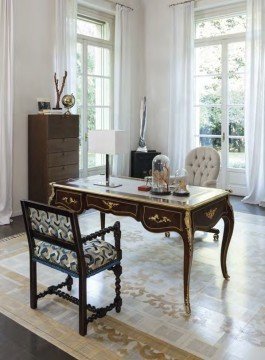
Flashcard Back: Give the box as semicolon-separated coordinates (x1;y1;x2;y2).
21;200;122;336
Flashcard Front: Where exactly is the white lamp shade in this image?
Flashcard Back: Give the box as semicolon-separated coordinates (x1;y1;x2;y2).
88;130;128;155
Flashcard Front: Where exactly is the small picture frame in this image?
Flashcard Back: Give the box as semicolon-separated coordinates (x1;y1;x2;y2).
37;98;51;113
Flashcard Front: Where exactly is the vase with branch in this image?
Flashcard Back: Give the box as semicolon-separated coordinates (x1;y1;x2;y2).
53;71;67;109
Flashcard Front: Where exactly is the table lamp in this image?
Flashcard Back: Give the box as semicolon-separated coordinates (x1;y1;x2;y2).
88;130;128;188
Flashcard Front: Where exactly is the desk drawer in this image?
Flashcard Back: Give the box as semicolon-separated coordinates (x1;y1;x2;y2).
48;138;79;153
142;206;183;232
86;195;138;218
48;151;78;167
48;164;79;181
193;198;226;229
54;189;83;212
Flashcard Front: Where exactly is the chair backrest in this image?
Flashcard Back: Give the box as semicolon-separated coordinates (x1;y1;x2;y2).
21;200;83;257
185;147;220;187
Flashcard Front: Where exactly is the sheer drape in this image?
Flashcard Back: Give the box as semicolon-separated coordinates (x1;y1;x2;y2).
0;0;13;225
243;0;265;207
54;0;77;95
113;4;132;176
168;2;195;174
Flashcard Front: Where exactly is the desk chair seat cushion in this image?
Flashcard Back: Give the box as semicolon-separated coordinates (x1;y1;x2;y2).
29;207;74;243
34;238;118;274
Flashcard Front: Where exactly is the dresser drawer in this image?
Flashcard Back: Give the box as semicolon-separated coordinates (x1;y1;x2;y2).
142;206;183;232
48;138;79;153
48;151;78;167
86;195;138;218
48;164;79;181
48;116;79;139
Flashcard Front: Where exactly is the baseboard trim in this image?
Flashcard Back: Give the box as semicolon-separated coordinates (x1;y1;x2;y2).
12;209;22;218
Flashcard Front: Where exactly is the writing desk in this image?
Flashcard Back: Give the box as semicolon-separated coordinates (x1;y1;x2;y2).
49;175;234;314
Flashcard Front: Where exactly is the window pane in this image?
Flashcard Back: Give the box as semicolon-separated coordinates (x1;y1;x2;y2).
228;107;245;136
228;74;245;105
196;15;246;39
228;42;246;75
77;18;110;40
88;46;110;77
196;45;221;75
197;106;221;135
199;137;221;152
196;76;221;105
228;138;245;169
87;77;110;106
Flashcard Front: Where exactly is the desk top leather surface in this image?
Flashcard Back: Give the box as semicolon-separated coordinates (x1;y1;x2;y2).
52;175;229;210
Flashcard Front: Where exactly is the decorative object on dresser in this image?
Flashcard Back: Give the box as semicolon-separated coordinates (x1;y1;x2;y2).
62;94;75;115
28;114;79;203
37;98;51;114
131;150;160;178
53;70;67;110
137;96;148;152
88;130;128;188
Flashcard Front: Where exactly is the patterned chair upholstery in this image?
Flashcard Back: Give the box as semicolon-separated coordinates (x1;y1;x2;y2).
185;147;220;188
21;200;122;336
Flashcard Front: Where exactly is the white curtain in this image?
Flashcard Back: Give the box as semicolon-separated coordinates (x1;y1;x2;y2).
0;0;13;225
113;4;132;176
243;0;265;207
54;0;77;96
168;1;195;174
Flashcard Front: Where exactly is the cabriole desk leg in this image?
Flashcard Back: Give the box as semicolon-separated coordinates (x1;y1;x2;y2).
221;199;234;280
181;211;194;315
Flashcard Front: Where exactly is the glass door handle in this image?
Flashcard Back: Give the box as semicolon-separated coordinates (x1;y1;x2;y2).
222;132;225;142
85;133;88;142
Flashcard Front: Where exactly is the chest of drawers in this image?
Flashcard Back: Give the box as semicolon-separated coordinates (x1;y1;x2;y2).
28;114;79;203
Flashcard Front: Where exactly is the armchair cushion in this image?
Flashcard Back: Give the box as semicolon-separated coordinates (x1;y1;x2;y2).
34;238;118;274
185;147;220;187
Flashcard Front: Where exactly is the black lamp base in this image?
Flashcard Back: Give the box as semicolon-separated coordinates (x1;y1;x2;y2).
93;154;122;188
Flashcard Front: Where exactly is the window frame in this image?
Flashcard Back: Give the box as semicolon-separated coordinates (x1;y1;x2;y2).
194;3;247;175
77;5;115;176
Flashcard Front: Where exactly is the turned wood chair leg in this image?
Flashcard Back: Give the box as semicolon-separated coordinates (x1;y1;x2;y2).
79;276;87;336
66;275;73;291
30;260;37;309
113;264;122;313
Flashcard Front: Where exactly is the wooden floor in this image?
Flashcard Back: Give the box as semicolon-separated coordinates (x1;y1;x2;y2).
0;196;264;360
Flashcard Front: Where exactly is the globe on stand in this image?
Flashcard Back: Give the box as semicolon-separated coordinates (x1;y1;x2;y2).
62;94;75;115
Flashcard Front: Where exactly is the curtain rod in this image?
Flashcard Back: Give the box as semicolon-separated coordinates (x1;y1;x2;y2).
116;2;134;11
169;0;195;7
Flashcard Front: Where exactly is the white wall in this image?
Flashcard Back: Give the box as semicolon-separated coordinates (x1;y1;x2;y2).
13;0;55;215
143;0;172;155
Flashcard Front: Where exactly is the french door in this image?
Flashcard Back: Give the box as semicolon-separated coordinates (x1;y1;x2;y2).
76;9;114;177
195;35;246;195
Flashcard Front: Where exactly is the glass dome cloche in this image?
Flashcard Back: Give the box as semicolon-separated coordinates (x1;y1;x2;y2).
173;168;190;197
150;154;171;195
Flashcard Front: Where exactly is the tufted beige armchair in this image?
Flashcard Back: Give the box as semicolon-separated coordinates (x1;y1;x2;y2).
166;147;221;241
185;147;220;188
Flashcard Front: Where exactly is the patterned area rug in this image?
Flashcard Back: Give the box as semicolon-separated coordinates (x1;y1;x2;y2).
1;211;265;359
